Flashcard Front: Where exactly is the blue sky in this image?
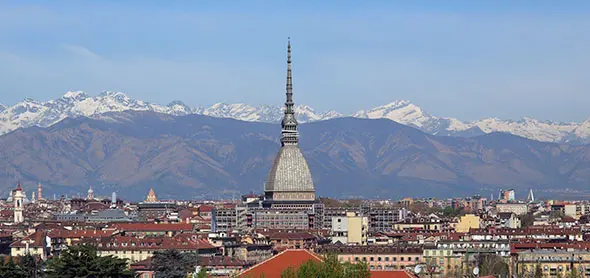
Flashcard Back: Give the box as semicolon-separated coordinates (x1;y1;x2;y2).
1;1;589;121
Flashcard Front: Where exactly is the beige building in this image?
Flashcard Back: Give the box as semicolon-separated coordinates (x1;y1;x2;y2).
496;203;528;216
393;216;446;231
317;245;423;271
331;212;368;245
515;249;590;277
422;248;463;277
10;231;47;260
455;214;480;233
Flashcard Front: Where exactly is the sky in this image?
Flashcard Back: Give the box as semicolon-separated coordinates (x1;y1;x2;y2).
1;1;590;122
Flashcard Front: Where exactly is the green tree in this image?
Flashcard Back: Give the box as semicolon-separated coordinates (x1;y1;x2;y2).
281;267;296;278
519;213;536;228
280;253;370;278
567;267;579;278
0;256;26;278
196;266;208;278
534;263;543;278
19;254;44;278
45;245;133;278
477;254;509;277
151;249;197;278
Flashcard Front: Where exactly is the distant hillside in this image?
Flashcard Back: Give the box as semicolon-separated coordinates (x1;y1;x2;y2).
1;111;589;200
2;91;590;144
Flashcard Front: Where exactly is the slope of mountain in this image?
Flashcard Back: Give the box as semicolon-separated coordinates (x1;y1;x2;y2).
1;111;590;200
0;91;588;144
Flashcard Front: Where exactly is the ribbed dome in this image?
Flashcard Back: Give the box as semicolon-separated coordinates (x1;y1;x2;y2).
265;145;315;193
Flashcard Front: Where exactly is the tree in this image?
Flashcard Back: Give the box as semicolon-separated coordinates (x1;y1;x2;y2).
151;249;197;278
279;253;370;278
19;254;44;278
477;254;509;277
196;266;208;278
45;245;133;278
534;264;543;278
566;267;579;278
0;256;26;278
519;213;536;228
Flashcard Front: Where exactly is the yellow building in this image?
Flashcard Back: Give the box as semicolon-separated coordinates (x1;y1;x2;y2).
331;212;368;245
10;231;47;260
392;216;446;231
346;212;368;245
422;248;463;277
455;214;481;233
515;249;590;277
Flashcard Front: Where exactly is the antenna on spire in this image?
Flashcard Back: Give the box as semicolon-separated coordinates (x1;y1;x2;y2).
280;37;299;146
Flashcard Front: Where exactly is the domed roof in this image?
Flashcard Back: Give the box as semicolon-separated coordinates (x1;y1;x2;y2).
265;145;315;192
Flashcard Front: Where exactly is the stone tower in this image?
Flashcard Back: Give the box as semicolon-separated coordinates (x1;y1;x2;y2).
13;183;24;223
264;39;316;203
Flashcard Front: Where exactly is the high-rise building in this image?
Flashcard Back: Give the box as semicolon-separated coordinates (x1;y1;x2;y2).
87;186;94;200
13;183;24;223
263;38;316;207
216;39;322;231
37;183;43;201
145;188;158;203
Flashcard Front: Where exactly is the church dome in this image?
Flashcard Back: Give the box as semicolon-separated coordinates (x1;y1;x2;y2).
265;145;315;193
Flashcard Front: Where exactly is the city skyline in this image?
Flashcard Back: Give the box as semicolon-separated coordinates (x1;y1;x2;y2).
0;1;589;122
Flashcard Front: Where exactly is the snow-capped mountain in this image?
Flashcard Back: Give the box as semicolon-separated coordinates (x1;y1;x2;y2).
0;91;589;144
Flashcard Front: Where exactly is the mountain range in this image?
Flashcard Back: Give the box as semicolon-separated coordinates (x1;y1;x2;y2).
1;91;589;144
2;110;590;200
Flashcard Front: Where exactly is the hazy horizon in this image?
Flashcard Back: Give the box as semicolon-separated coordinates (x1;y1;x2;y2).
1;1;590;122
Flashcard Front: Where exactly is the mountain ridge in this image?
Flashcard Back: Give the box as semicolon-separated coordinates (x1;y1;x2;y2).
1;91;589;144
2;110;590;200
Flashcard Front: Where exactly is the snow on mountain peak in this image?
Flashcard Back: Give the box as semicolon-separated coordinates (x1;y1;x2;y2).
353;100;430;127
62;91;88;100
0;91;588;144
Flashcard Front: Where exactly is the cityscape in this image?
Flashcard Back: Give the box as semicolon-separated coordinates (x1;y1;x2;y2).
2;2;590;278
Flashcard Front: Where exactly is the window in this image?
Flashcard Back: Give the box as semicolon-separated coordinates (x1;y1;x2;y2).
385;257;389;261
370;257;374;261
400;257;404;261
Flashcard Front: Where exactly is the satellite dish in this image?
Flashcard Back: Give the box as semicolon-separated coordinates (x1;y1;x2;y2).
414;265;422;274
473;267;480;276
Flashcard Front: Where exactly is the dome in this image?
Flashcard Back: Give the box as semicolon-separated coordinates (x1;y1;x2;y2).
265;145;315;193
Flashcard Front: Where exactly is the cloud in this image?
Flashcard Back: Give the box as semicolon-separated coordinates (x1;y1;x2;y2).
0;2;589;122
61;44;102;59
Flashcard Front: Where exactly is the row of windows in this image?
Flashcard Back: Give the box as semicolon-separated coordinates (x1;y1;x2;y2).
352;256;421;262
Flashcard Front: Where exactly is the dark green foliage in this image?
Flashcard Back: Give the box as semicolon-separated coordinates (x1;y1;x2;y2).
477;254;509;277
196;266;208;278
280;253;370;278
19;254;44;278
45;245;133;278
566;267;579;278
0;254;44;278
519;213;536;228
441;206;464;217
151;249;197;278
534;264;543;278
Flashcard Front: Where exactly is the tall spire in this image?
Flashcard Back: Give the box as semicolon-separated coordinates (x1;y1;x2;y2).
280;37;299;146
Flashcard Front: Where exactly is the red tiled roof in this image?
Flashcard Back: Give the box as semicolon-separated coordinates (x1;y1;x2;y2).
198;205;215;213
130;257;153;270
86;235;216;251
111;223;193;232
370;270;417;278
238;249;322;278
10;231;45;248
47;229;116;239
268;232;317;240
